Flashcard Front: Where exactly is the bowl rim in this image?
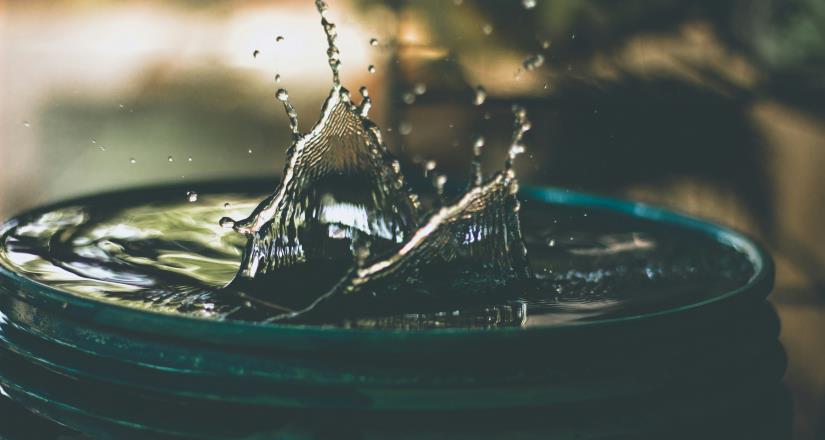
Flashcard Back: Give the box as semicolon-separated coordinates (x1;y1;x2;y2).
0;179;774;345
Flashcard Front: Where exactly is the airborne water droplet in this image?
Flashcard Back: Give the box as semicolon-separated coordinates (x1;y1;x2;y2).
369;38;378;47
224;202;231;208
473;136;485;156
186;191;198;203
187;156;193;162
167;156;174;163
253;50;260;58
402;92;415;105
368;65;376;74
219;217;235;228
129;157;137;164
473;85;487;106
523;54;545;71
399;121;412;135
482;24;493;35
522;0;537;9
413;82;427;95
276;35;285;42
22;121;31;128
434;174;448;196
276;88;289;101
275;74;281;83
248;148;253;154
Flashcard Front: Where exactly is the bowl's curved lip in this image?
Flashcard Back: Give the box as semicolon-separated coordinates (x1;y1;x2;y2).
0;180;774;344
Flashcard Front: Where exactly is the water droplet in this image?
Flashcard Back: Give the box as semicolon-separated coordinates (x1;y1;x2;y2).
368;65;376;74
248;148;253;154
424;160;437;172
510;143;526;158
482;24;493;35
129;158;137;164
434;174;448;195
276;35;285;42
453;0;463;5
473;136;485;156
402;92;415;105
523;54;545;71
224;202;231;208
167;156;174;163
275;74;281;83
353;240;372;266
413;82;427;95
522;0;536;9
571;33;576;40
359;86;369;97
399;121;412;135
473;85;487;106
276;88;289;102
541;40;551;49
220;217;235;228
119;104;125;109
186;191;198;203
188;156;193;162
90;139;97;144
22;121;30;128
253;49;260;58
98;145;106;152
369;38;378;47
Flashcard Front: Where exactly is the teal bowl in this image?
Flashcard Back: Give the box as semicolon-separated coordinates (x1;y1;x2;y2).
0;181;783;439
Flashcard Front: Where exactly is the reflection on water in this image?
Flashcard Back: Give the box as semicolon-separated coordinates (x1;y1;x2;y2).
0;184;754;327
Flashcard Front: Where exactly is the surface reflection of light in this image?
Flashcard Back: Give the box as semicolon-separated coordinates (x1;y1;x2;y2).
319;200;395;241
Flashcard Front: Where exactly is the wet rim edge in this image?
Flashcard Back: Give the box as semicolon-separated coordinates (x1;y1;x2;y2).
0;179;774;341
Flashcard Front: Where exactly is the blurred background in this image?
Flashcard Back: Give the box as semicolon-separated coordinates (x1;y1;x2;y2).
1;0;824;438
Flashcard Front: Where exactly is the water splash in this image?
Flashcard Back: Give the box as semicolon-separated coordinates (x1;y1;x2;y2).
220;0;534;320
